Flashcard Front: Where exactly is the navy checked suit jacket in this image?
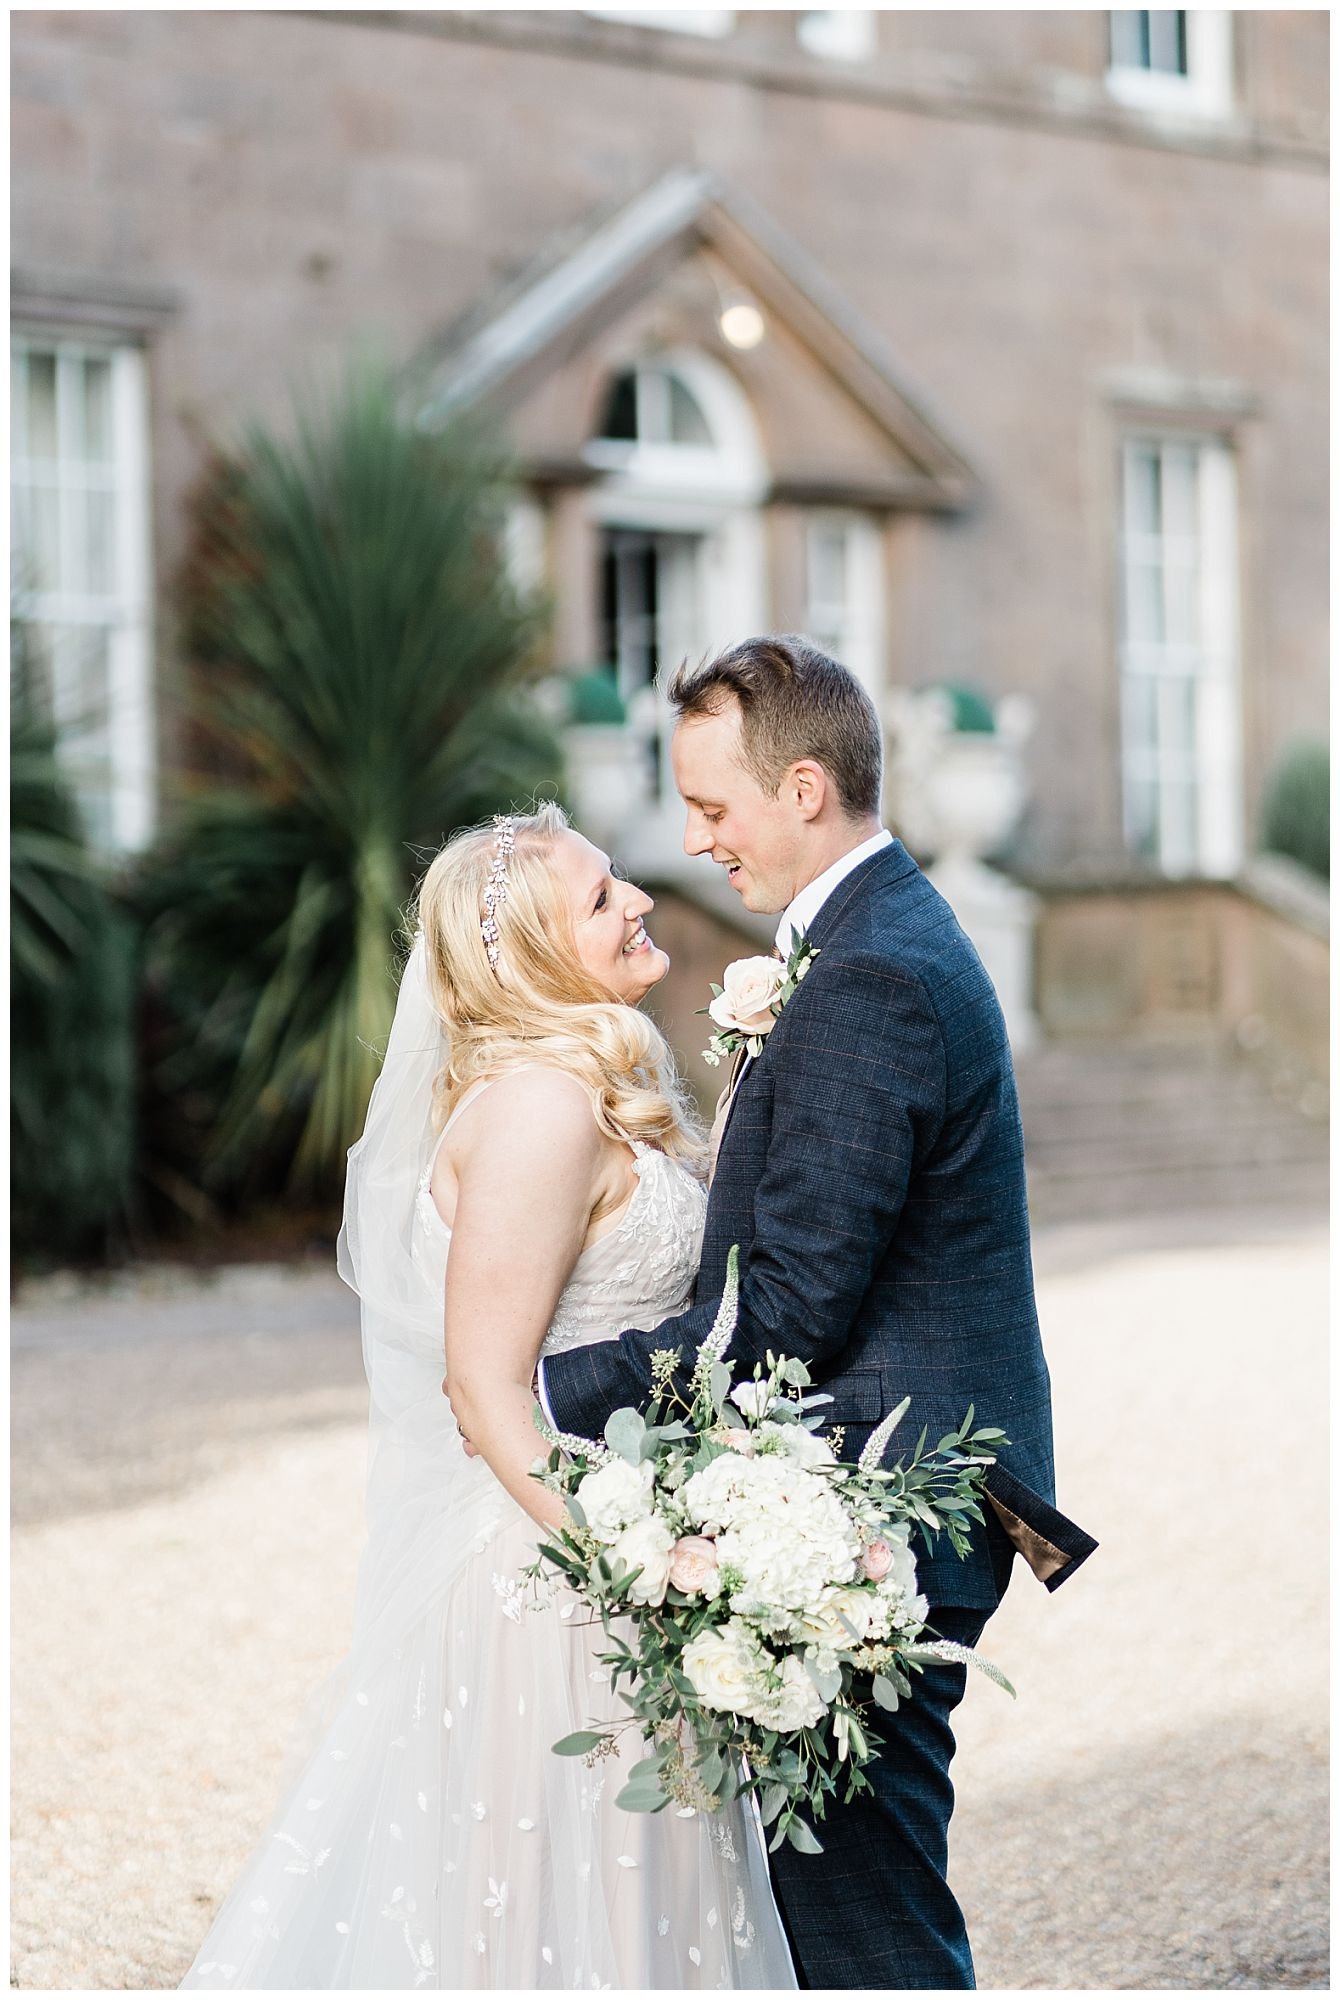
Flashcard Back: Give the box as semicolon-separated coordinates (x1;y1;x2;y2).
543;841;1094;1611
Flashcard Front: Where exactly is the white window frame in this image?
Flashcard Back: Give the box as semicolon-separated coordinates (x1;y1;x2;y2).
796;11;877;63
1105;10;1233;119
804;510;886;706
1117;435;1242;879
11;329;155;854
584;349;767;508
583;8;733;37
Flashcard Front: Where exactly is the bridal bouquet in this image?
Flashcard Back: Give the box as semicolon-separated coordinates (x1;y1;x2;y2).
524;1250;1013;1856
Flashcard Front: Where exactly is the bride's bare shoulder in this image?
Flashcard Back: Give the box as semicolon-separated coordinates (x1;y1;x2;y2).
445;1066;603;1168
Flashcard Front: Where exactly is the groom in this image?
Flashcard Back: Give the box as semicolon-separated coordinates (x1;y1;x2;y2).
538;635;1095;1990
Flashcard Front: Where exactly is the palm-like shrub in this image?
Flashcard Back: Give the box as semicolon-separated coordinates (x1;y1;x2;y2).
1260;737;1329;882
11;684;138;1261
139;363;564;1205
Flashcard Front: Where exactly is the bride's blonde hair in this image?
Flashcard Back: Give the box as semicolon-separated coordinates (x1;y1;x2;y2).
415;803;705;1170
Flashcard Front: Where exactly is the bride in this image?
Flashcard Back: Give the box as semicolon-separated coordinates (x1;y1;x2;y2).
182;804;796;1990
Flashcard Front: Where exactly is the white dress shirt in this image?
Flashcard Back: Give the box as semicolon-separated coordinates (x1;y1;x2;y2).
773;827;893;959
536;827;893;1436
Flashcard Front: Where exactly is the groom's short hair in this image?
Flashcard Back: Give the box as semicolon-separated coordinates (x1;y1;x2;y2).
668;635;883;818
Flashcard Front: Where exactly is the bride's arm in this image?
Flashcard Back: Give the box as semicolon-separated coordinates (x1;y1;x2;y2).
440;1069;606;1531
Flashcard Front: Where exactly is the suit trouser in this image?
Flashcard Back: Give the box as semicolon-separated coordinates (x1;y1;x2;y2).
768;1605;989;1991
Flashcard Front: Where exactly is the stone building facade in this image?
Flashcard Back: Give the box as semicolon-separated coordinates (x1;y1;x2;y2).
10;8;1329;878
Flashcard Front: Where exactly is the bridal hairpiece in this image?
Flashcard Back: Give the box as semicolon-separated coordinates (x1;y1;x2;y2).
480;813;516;969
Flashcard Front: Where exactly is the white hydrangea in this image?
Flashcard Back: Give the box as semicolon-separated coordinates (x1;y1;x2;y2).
751;1655;827;1733
681;1448;779;1530
683;1451;861;1620
575;1457;655;1544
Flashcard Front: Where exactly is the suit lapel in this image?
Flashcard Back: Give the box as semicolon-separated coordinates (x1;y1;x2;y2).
707;844;918;1185
707;1043;752;1184
803;838;917;952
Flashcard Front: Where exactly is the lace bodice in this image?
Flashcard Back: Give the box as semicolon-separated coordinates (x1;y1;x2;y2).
411;1088;707;1358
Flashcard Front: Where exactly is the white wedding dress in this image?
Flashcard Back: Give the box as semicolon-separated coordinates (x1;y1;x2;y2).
182;1080;797;1990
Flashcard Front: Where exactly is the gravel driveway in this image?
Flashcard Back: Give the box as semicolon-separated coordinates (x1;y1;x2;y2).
11;1208;1328;1990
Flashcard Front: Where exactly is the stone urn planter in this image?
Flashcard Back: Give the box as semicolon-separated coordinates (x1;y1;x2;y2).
886;685;1040;1052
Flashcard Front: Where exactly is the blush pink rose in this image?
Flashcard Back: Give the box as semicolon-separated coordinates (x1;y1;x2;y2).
713;1426;755;1455
861;1538;895;1582
708;956;786;1039
668;1534;721;1597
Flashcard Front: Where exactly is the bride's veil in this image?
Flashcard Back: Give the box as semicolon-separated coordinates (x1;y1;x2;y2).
334;935;501;1658
337;933;444;1352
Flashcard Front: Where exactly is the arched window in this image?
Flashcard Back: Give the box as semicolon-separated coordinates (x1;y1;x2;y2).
597;366;713;447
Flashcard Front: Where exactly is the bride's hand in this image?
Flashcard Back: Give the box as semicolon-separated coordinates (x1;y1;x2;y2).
443;1383;483;1456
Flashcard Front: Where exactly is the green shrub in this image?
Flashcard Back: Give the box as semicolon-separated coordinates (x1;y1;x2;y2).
569;669;628;725
1260;737;1329;881
11;690;137;1263
137;359;565;1207
919;681;996;732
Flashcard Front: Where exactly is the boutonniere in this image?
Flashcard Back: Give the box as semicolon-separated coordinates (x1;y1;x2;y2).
699;931;820;1066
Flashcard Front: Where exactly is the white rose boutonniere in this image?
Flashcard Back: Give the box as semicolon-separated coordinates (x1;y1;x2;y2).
699;930;820;1066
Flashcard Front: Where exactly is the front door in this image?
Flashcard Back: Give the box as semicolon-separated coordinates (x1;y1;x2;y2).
600;527;703;799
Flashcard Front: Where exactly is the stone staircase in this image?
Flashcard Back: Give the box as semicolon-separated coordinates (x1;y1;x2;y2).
1015;1036;1329;1227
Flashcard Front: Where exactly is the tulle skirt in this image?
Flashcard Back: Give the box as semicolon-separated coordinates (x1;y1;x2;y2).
181;1412;796;1990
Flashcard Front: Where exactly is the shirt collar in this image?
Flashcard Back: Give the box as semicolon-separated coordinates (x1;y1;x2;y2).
774;829;893;958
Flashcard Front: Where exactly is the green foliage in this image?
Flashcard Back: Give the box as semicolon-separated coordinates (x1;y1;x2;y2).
920;681;997;733
11;688;137;1262
569;668;627;726
1260;736;1329;881
137;359;565;1204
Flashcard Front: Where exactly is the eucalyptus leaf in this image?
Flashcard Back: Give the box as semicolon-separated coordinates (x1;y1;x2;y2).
804;1659;843;1703
697;1746;724;1793
786;1818;825;1855
605;1407;646;1464
871;1673;901;1713
760;1783;789;1826
552;1730;605;1756
616;1778;670;1813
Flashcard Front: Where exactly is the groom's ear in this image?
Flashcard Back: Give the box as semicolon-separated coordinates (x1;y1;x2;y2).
786;760;829;822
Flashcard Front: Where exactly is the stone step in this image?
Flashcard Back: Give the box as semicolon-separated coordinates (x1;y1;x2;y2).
1015;1048;1296;1106
1020;1092;1324;1146
1026;1158;1328;1225
1024;1119;1327;1175
1014;1035;1328;1222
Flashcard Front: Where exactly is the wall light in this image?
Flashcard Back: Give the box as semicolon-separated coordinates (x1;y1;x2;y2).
719;297;766;350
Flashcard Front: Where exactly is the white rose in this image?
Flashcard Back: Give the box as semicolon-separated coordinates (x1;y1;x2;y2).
790;1584;882;1665
755;1420;835;1470
682;1620;768;1719
876;1530;921;1603
729;1381;774;1422
709;956;786;1038
575;1457;655;1543
753;1655;828;1734
609;1514;675;1606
